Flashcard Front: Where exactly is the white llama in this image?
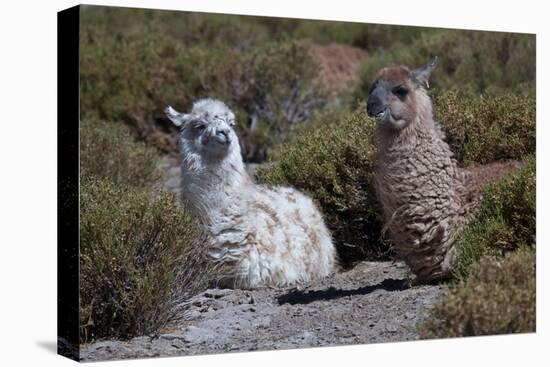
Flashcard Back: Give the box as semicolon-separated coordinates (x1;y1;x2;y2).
165;98;337;289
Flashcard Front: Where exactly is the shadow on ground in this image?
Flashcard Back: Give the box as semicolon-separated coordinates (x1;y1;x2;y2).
277;278;410;305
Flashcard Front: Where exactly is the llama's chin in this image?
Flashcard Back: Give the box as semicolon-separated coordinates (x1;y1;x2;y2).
213;135;230;146
200;142;231;160
376;112;409;131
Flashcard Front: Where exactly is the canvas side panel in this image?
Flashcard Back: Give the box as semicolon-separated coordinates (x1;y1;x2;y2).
57;5;80;362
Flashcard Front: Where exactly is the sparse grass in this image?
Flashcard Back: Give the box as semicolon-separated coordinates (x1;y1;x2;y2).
420;248;535;338
292;20;434;50
355;30;535;98
80;119;163;187
454;156;535;280
435;89;536;164
80;11;326;161
81;6;434;52
79;178;210;342
80;27;212;153
257;107;387;264
81;6;271;50
209;40;327;162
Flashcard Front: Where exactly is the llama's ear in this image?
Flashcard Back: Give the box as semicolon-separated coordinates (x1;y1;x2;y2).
164;106;190;127
412;56;439;89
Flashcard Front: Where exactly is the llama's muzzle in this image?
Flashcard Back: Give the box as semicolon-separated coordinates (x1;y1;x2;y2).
366;87;387;120
213;129;230;145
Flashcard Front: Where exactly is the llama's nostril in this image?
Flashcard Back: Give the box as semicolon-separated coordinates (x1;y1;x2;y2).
367;103;384;118
215;129;230;144
367;100;379;117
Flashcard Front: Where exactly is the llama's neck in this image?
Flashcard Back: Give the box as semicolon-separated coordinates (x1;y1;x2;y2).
180;143;251;224
376;90;437;156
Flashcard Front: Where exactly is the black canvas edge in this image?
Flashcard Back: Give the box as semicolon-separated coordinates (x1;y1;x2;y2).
57;4;80;362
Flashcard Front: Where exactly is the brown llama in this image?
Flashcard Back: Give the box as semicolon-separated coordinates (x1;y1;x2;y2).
366;57;476;284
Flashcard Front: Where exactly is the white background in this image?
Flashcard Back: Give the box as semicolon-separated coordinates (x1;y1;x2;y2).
0;0;547;365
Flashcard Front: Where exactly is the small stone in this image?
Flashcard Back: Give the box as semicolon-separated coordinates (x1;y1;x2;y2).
170;342;184;349
159;333;185;341
386;324;398;333
204;289;232;299
184;310;201;320
258;317;272;328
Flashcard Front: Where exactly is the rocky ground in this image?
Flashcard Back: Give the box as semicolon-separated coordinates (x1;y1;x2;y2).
80;260;443;362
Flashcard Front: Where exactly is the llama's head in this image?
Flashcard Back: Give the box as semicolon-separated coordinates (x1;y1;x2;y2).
366;57;438;131
165;99;238;160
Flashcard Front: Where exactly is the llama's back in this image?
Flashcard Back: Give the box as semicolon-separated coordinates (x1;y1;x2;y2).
170;98;335;289
220;185;336;288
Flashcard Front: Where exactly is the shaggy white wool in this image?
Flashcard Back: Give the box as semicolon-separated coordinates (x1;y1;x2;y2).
165;99;337;289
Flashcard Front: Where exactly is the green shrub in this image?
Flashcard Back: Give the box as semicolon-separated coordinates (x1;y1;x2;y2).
257;107;387;264
80;119;163;187
420;248;535;338
435;89;536;164
79;178;211;341
80;26;216;153
81;15;326;161
454;156;535;280
293;20;435;50
81;6;270;51
204;40;327;162
81;6;434;52
355;30;535;98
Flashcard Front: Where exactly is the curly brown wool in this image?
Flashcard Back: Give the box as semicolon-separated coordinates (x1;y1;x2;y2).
367;58;477;284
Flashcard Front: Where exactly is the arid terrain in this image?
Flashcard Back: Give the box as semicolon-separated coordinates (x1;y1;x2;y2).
79;157;446;362
75;25;535;361
80;260;443;361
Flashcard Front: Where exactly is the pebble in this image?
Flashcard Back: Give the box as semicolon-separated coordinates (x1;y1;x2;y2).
204;289;233;299
386;324;398;333
159;334;186;342
184;310;201;320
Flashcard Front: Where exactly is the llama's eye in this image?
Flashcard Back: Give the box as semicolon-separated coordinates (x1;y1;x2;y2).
368;81;378;94
392;86;409;99
196;124;206;132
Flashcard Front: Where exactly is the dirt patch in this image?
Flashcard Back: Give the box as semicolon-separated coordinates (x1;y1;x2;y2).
80;261;443;361
311;43;368;93
464;160;523;201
